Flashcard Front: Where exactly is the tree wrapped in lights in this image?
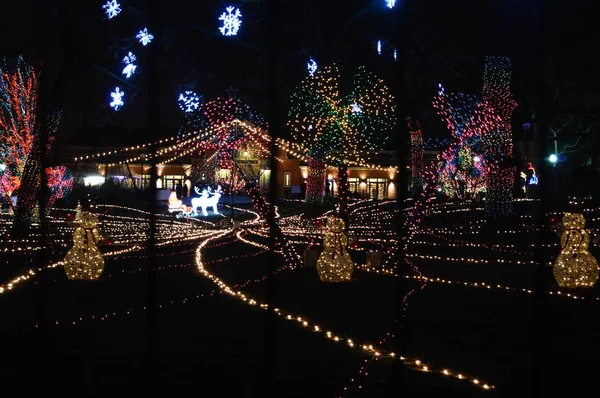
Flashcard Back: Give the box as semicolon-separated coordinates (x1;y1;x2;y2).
553;212;599;288
433;87;487;200
45;165;73;213
481;56;517;216
316;215;354;282
63;202;105;280
288;65;395;222
0;56;39;199
409;119;425;196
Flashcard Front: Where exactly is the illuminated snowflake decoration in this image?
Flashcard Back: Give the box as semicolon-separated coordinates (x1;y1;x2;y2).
103;0;121;19
308;124;313;131
219;6;242;36
110;87;124;111
136;28;154;46
178;90;202;113
121;52;137;79
307;58;318;76
350;102;362;114
377;40;382;55
386;0;396;8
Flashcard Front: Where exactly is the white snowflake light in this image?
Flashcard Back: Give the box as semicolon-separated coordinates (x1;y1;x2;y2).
377;40;382;55
386;0;396;9
308;124;313;131
103;0;121;19
393;48;397;60
351;102;362;114
136;28;154;46
178;91;202;113
110;87;125;111
219;6;242;36
121;52;137;79
307;58;318;76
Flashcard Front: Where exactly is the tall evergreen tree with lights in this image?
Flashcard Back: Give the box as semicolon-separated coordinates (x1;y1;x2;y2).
287;65;395;224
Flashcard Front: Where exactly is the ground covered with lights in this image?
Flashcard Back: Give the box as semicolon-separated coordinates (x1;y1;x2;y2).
1;198;600;396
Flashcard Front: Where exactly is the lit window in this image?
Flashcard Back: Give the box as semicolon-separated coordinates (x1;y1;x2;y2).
284;172;291;187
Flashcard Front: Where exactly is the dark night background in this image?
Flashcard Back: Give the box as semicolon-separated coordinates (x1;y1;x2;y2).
1;0;599;172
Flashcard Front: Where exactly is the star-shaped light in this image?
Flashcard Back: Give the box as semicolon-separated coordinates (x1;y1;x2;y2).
103;0;121;19
136;28;154;46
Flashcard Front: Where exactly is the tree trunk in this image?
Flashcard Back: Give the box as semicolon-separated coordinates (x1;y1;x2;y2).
306;156;326;204
337;163;349;230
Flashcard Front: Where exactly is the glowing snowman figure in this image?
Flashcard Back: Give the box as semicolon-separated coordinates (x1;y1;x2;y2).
219;6;242;36
122;52;137;79
110;87;125;111
103;0;121;19
136;28;154;46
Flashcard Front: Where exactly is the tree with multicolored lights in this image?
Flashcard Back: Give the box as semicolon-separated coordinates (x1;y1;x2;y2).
481;56;517;216
287;65;395;223
0;57;38;209
46;165;73;214
433;87;487;200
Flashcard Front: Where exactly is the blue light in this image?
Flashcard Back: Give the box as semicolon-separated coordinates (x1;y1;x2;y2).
386;0;396;8
136;28;154;46
102;0;121;19
121;52;137;79
219;6;242;36
110;87;124;111
307;58;318;76
549;154;558;163
377;40;382;55
178;91;202;113
393;48;397;60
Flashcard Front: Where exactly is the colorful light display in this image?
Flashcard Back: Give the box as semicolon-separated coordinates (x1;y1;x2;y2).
45;165;73;213
481;56;517;216
409;120;424;196
287;64;395;211
0;56;39;196
219;6;242;36
432;88;486;200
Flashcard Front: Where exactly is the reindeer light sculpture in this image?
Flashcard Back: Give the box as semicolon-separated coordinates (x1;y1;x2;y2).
191;186;222;216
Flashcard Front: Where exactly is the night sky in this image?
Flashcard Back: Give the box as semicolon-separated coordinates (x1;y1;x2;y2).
1;0;599;156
